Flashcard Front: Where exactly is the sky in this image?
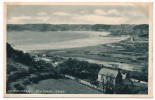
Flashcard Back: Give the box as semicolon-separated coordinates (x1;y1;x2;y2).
7;4;149;24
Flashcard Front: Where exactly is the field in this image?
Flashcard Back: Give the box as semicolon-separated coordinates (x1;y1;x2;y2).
26;78;102;94
30;35;148;82
32;36;148;69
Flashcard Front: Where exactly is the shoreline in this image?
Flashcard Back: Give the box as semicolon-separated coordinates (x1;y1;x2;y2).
26;35;129;51
8;31;130;51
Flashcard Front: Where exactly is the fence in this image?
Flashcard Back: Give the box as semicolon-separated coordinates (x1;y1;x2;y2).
130;78;148;84
64;75;103;91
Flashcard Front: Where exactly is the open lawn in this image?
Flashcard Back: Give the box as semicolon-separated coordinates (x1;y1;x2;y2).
26;79;102;94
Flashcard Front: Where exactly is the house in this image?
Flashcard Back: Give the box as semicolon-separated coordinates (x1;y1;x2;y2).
130;37;134;42
42;54;46;57
97;68;133;93
98;68;117;83
97;68;126;84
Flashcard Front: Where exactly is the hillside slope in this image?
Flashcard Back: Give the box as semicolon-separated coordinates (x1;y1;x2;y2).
7;43;60;93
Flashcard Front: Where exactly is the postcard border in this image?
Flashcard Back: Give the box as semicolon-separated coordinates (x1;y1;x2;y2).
3;2;153;98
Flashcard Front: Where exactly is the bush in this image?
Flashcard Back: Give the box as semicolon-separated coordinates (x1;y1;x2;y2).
57;58;100;82
14;83;25;90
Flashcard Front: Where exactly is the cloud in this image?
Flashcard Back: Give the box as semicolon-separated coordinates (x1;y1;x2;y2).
94;9;107;15
53;12;71;16
71;14;128;24
94;9;121;17
35;16;50;22
8;15;50;24
8;16;31;24
38;12;47;16
7;5;149;24
107;9;120;16
81;10;87;14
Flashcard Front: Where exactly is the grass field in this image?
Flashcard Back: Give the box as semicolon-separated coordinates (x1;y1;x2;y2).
26;78;102;94
30;35;148;82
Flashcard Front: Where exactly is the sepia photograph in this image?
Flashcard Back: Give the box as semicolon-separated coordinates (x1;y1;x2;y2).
4;2;153;97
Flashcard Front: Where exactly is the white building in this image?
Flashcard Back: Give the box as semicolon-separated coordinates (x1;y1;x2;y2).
97;68;126;84
130;37;134;42
98;68;134;93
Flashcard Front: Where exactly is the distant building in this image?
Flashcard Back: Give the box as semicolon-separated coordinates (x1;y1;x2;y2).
98;68;116;83
97;68;126;84
97;68;129;93
42;54;46;57
130;37;134;42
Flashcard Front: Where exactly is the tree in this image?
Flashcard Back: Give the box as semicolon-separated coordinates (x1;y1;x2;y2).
115;68;123;94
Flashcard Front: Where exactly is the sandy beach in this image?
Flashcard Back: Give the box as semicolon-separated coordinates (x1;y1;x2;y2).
8;31;129;51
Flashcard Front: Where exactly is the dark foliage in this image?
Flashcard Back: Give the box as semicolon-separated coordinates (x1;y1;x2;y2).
115;69;123;85
7;43;15;57
7;43;33;66
7;24;144;32
56;58;101;82
7;43;61;92
133;24;149;31
91;24;111;31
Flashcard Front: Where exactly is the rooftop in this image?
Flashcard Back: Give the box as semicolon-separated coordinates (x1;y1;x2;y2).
98;68;118;77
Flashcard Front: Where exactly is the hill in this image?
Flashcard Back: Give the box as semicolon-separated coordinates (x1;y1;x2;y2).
6;43;102;94
7;24;149;36
7;43;60;93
